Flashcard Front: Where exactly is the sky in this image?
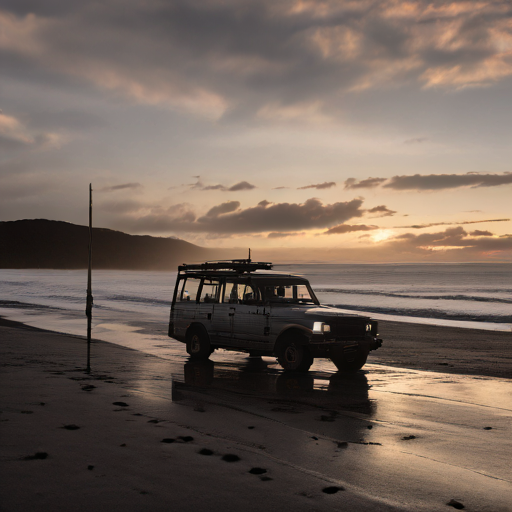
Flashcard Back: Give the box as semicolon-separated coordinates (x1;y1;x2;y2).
1;0;511;262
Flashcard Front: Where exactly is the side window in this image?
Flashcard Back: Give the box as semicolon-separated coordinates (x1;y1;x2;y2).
223;281;238;304
180;277;201;302
239;284;259;305
263;284;293;302
199;279;220;303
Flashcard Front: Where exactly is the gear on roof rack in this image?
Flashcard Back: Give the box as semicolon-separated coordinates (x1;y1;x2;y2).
178;259;273;273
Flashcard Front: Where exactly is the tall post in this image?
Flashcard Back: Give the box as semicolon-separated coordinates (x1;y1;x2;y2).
86;184;93;373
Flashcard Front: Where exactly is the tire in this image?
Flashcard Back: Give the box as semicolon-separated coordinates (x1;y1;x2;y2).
330;348;368;373
277;338;313;372
186;327;212;360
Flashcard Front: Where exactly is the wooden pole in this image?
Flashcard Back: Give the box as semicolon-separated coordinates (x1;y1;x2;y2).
86;184;93;373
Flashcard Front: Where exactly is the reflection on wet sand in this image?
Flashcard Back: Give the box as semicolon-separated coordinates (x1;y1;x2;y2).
175;357;376;416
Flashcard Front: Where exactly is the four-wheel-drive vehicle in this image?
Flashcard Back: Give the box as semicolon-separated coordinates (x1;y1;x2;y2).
168;260;382;372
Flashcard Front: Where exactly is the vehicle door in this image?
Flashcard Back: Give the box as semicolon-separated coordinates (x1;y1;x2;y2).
196;277;221;337
172;276;201;339
231;281;270;344
210;279;237;341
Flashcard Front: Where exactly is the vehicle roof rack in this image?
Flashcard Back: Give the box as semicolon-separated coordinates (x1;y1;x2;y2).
178;259;273;273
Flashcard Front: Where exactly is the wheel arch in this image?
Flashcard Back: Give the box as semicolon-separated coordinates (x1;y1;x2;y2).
186;322;210;342
274;326;311;353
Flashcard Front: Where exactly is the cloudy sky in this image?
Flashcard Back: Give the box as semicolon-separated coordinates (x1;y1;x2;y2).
1;0;511;262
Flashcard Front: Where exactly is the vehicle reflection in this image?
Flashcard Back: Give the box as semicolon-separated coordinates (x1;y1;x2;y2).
175;357;376;416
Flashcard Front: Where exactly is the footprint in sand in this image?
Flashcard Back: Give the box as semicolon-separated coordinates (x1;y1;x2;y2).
447;499;465;509
222;454;240;462
323;486;344;494
23;452;48;461
249;467;267;475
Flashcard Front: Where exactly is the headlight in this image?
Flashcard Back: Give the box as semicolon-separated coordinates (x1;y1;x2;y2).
313;322;330;334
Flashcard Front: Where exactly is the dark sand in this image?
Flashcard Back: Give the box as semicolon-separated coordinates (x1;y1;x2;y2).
1;318;405;511
1;317;511;511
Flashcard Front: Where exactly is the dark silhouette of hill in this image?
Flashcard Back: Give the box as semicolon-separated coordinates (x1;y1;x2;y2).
0;219;232;270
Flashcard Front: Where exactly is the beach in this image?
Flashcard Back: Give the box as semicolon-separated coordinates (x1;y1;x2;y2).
373;320;512;379
1;317;511;511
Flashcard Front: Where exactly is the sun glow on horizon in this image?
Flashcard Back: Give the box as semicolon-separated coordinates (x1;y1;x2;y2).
372;229;395;243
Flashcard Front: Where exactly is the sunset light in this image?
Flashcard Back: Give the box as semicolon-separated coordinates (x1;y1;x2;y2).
0;0;511;262
1;4;512;511
372;230;395;243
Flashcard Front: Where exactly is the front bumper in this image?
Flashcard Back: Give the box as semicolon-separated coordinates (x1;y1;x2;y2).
307;334;382;357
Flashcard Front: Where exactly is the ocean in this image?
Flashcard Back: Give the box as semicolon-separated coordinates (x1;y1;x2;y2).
1;263;511;363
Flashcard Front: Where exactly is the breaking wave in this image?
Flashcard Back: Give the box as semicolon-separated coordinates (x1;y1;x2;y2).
316;288;512;304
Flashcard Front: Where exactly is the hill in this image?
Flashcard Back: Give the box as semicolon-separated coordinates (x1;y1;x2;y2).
0;219;233;270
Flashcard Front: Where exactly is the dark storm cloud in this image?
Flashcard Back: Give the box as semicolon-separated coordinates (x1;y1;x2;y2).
470;230;493;237
97;183;143;192
117;197;365;234
367;205;396;217
323;224;378;235
396;218;510;229
344;173;512;191
202;184;226;191
195;180;256;191
384;173;512;190
387;226;512;254
228;181;256;191
196;197;365;233
298;182;336;190
2;0;512;123
204;201;240;217
344;177;387;189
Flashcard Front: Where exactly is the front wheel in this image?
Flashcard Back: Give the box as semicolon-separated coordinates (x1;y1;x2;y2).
186;327;212;360
330;348;368;372
277;340;313;372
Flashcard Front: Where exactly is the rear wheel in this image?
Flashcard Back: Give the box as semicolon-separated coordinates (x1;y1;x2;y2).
186;327;212;360
330;348;368;372
277;339;313;372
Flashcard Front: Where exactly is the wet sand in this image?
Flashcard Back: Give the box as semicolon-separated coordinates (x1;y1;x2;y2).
373;320;512;379
1;317;511;511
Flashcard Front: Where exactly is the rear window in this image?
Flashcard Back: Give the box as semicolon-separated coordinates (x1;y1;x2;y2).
179;277;201;302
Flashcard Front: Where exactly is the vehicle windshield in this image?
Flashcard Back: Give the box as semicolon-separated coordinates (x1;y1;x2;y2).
260;280;318;305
